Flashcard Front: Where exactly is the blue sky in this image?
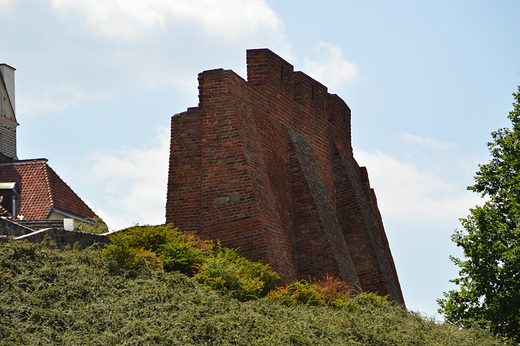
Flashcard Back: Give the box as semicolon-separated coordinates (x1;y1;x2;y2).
1;0;519;317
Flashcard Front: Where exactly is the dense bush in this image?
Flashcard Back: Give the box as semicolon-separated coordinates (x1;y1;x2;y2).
269;275;359;308
0;240;505;345
160;231;215;275
103;241;161;271
106;224;185;253
195;247;281;301
103;224;214;273
73;217;109;234
104;224;280;299
270;279;324;306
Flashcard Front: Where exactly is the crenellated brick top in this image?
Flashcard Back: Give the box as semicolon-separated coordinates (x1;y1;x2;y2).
167;49;404;304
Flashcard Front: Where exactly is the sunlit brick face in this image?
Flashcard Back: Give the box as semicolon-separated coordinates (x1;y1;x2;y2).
166;49;404;304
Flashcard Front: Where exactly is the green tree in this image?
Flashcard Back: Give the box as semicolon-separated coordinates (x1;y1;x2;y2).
438;86;520;343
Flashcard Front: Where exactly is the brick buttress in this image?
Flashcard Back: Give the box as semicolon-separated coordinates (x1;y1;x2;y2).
166;49;404;304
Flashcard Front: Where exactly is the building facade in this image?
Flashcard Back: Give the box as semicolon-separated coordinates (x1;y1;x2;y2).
0;63;98;225
0;64;18;161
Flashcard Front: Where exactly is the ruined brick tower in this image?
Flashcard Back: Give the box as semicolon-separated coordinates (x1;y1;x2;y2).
166;49;404;304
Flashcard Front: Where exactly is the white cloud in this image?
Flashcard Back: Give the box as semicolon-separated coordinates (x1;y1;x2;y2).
354;148;483;227
0;0;13;7
21;84;87;116
13;0;289;115
303;42;358;90
400;133;455;150
51;0;285;42
89;126;170;230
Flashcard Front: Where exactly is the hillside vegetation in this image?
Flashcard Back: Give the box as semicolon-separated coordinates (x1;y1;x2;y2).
0;226;505;345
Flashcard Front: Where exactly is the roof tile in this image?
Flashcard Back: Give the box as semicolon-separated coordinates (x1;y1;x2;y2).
0;159;98;220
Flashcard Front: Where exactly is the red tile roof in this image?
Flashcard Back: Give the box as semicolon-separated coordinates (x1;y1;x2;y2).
0;159;98;220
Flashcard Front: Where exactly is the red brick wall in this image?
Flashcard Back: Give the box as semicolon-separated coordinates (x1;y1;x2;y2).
166;49;404;304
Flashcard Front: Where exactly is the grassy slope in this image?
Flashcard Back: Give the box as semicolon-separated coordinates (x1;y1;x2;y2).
0;241;503;345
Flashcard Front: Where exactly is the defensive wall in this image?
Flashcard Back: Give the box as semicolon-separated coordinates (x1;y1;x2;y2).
0;218;110;250
166;49;404;304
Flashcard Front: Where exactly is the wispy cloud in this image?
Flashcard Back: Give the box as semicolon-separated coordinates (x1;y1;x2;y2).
303;41;358;91
11;0;289;115
0;0;14;8
400;133;455;150
89;127;170;230
21;84;87;116
354;148;483;227
51;0;286;43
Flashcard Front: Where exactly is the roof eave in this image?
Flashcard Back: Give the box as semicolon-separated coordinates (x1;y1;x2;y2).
46;207;96;225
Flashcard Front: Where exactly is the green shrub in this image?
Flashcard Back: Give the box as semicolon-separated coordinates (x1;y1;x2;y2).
195;247;281;300
104;224;215;275
102;242;161;271
103;225;388;310
269;279;324;306
350;291;390;307
160;234;215;275
103;224;280;300
74;217;109;234
0;241;505;345
107;224;181;253
314;274;354;306
269;275;384;309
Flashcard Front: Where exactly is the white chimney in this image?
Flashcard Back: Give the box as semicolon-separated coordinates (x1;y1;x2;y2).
63;218;74;231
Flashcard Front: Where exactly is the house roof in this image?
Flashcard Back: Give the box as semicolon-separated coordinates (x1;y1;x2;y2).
0;158;98;220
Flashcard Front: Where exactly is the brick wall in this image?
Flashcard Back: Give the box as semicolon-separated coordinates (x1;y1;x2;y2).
0;217;34;237
0;218;110;250
15;228;110;250
166;49;404;304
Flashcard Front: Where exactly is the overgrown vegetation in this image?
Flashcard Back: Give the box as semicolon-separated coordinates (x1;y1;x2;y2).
0;223;507;344
269;277;412;316
195;247;280;301
103;224;280;300
73;217;109;234
269;275;388;310
0;240;504;345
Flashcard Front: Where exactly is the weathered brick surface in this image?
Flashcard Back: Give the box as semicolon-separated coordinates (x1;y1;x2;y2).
0;217;34;237
14;228;110;250
166;49;404;304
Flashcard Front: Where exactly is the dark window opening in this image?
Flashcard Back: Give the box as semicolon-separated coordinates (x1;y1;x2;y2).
0;182;20;218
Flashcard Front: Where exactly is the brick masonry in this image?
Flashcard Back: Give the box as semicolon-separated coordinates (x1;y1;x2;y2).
166;49;404;304
14;228;110;250
0;217;110;250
